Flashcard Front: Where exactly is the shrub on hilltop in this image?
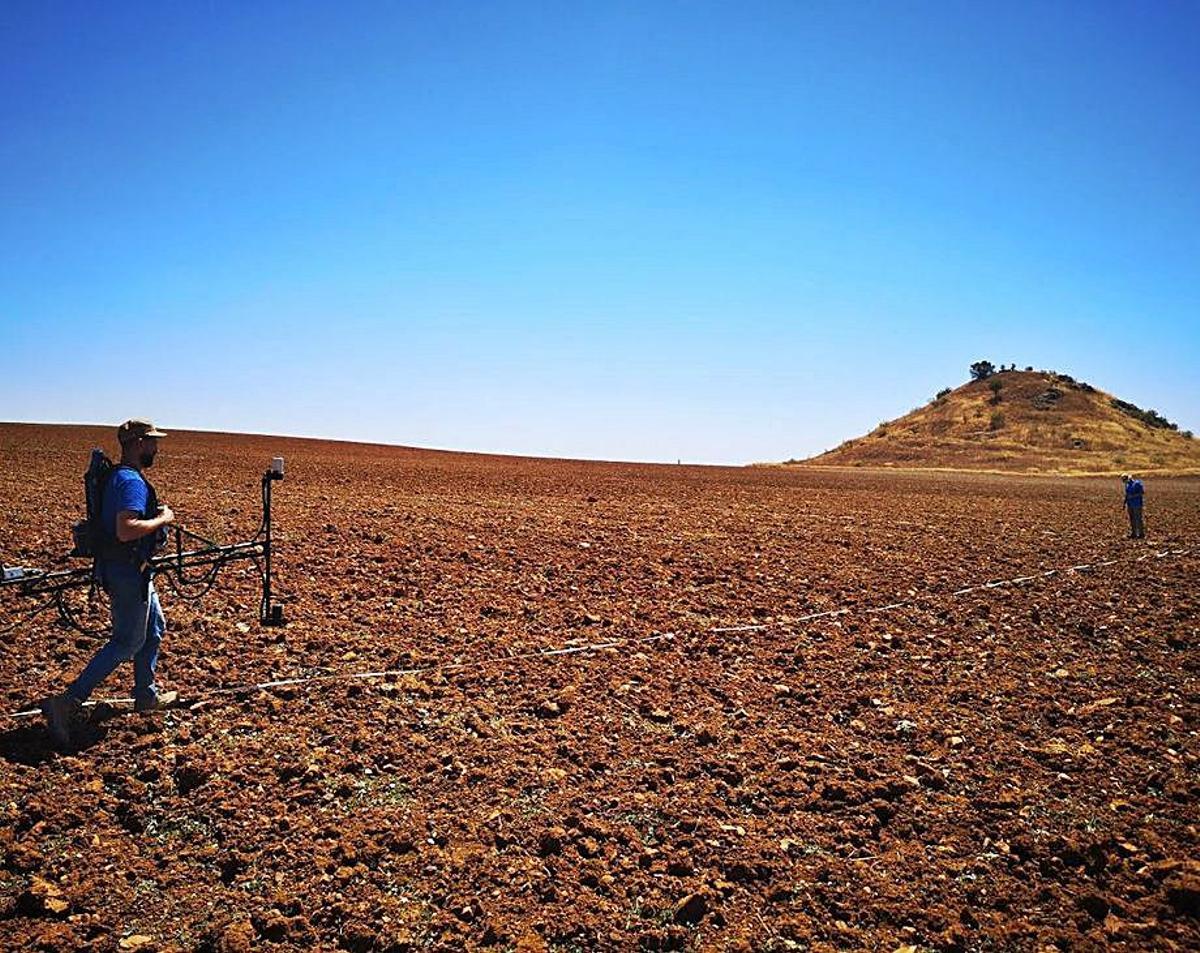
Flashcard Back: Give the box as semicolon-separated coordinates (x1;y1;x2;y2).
1111;398;1180;431
969;360;996;381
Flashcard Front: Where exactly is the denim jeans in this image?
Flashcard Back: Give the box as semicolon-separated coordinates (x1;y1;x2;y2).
1128;505;1145;539
68;563;165;703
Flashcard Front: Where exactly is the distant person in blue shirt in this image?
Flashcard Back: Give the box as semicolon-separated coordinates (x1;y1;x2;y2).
42;419;176;747
1121;474;1145;539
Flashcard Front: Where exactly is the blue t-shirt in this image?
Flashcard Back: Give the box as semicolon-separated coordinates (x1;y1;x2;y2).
1125;479;1144;508
101;467;155;563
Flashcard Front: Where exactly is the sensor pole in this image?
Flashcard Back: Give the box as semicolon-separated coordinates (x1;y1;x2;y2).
262;457;285;626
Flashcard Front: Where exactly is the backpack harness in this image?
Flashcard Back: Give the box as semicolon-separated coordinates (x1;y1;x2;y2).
70;448;158;566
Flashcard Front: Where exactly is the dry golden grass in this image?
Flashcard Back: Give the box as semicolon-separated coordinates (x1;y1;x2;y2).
803;370;1200;475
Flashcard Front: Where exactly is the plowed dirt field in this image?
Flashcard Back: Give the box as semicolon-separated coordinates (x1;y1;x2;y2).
2;424;1197;952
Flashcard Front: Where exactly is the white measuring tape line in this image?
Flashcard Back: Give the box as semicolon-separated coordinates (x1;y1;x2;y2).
4;634;681;720
5;546;1191;721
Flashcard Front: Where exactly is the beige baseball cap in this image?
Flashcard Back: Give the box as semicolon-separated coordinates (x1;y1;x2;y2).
117;418;168;444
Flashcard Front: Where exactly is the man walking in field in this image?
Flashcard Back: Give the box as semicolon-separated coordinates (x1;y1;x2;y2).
1121;473;1145;539
41;420;177;747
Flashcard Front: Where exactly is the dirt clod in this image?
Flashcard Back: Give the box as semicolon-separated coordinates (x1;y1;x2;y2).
673;892;708;925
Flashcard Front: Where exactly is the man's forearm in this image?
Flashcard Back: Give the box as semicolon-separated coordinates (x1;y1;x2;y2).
116;514;169;543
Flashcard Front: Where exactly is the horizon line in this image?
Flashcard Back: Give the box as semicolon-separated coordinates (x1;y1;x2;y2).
0;419;765;470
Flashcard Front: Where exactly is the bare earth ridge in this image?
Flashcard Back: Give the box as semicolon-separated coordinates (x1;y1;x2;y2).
1;423;1198;951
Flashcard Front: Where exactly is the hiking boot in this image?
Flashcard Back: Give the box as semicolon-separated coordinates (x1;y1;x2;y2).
134;690;178;713
41;693;81;748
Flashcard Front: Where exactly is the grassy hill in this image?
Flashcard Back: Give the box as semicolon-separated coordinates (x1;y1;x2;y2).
803;368;1200;474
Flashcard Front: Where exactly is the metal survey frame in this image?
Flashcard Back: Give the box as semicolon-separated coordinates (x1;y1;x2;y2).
0;457;287;632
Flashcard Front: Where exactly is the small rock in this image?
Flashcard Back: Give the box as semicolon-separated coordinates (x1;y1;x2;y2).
673;891;708;925
1165;874;1200;917
515;933;547;953
667;856;694;877
118;937;154;952
257;912;290;942
19;876;69;917
174;762;213;796
538;827;566;856
29;876;63;900
1077;892;1109;922
341;924;377;952
577;836;601;858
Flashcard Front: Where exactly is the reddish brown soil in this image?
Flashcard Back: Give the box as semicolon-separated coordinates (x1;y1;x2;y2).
2;423;1198;952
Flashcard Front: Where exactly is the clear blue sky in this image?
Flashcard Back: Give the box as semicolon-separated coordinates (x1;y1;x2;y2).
3;1;1197;463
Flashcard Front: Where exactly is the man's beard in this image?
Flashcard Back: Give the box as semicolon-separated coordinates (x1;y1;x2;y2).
140;451;156;468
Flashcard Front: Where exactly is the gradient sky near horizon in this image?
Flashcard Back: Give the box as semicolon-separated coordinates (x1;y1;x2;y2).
3;1;1198;464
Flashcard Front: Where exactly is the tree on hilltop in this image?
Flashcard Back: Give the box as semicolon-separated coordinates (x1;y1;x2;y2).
970;360;996;381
